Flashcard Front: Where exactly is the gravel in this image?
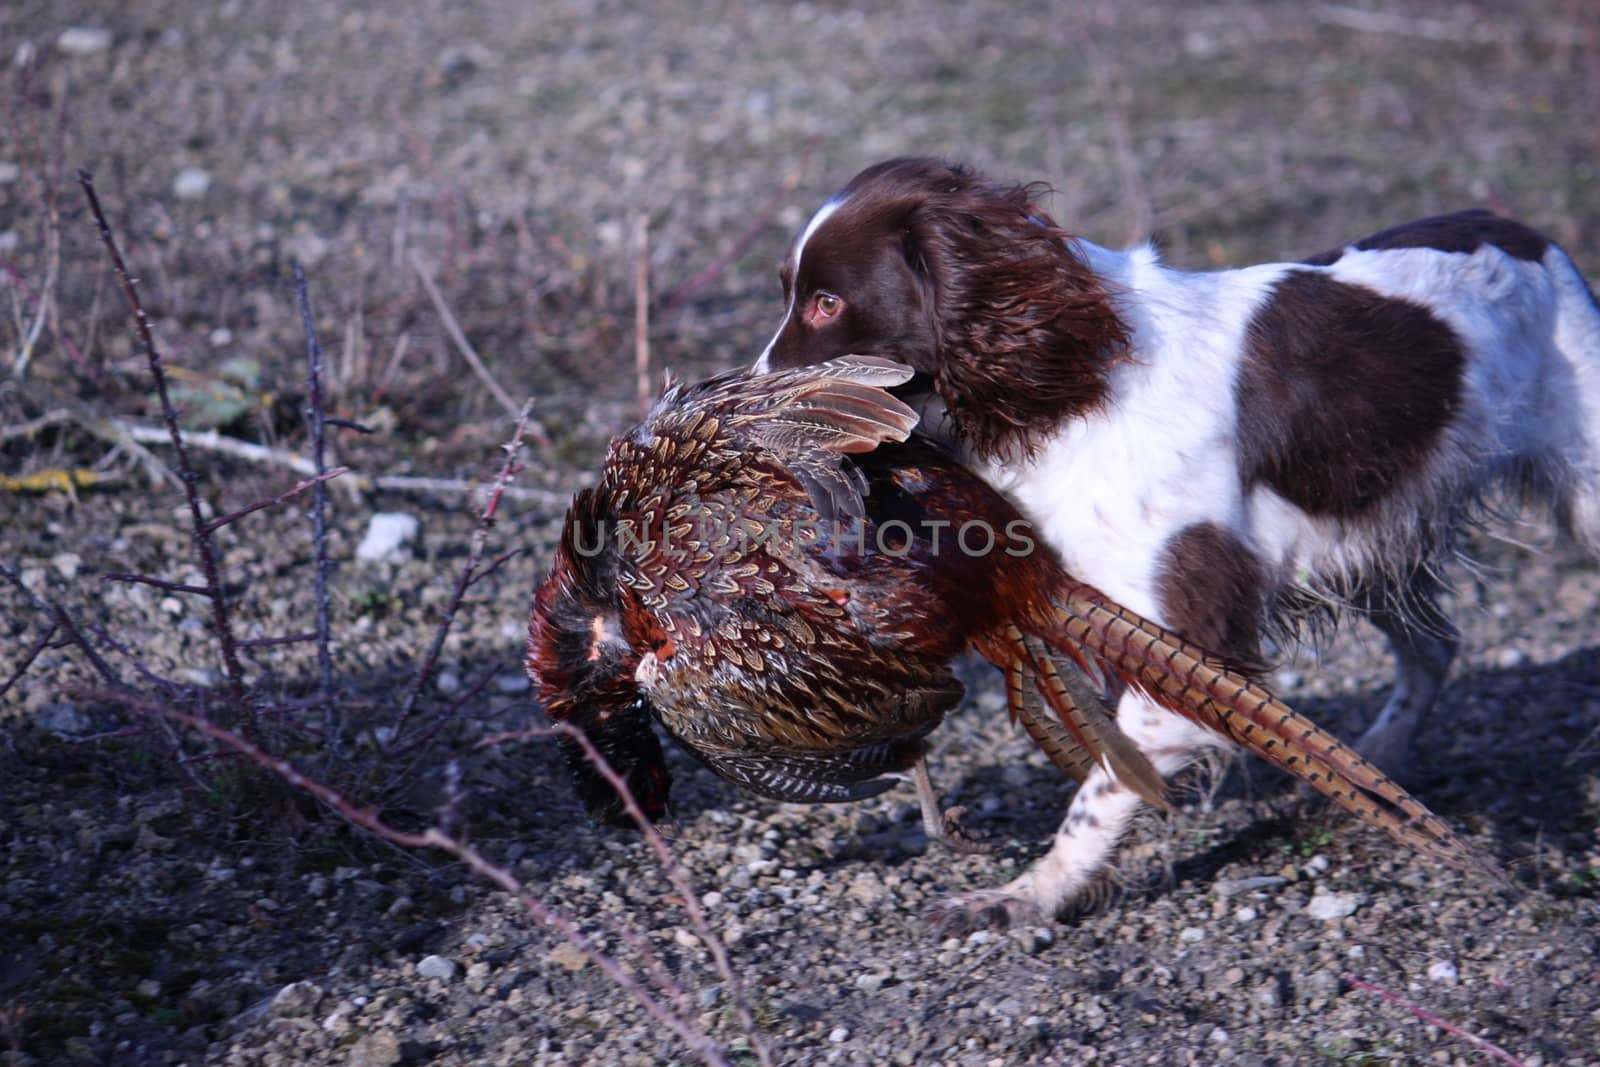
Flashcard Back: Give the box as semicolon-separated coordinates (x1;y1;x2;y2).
3;0;1599;1064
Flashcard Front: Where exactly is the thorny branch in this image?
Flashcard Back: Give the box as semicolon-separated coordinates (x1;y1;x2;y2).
296;263;341;760
482;725;777;1067
379;400;536;787
1343;973;1529;1067
78;169;255;736
116;696;760;1067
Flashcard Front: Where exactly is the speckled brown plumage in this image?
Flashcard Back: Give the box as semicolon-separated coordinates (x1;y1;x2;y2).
528;356;1481;874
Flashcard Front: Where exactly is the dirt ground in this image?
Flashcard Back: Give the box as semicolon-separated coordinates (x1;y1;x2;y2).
3;1;1599;1064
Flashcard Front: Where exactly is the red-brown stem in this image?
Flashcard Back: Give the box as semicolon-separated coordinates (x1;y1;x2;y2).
480;726;775;1067
1343;973;1528;1067
203;467;348;534
389;402;532;736
112;695;737;1067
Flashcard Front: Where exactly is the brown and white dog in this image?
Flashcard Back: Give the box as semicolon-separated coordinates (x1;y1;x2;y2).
753;157;1600;930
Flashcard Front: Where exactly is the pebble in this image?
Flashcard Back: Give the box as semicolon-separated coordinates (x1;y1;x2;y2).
51;551;82;580
1427;960;1459;984
545;943;588;971
35;703;91;735
271;980;324;1017
1305;891;1362;921
356;513;420;562
347;1031;403;1067
829;1026;851;1043
1179;926;1206;943
1216;875;1288;896
494;672;531;693
416;955;456;981
57;27;112;55
173;167;212;199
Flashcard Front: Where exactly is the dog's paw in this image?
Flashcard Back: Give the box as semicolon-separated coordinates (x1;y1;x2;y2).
924;888;1047;937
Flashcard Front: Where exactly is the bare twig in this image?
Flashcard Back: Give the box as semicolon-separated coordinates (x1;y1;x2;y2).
385;402;533;755
0;619;59;703
0;407;72;443
1343;973;1529;1066
483;725;774;1067
104;418;571;507
633;214;651;417
101;574;213;597
362;473;570;508
202;468;348;534
1079;14;1151;245
659;135;822;315
2;561;122;688
295;263;341;759
408;250;520;422
124;698;740;1067
78;170;254;735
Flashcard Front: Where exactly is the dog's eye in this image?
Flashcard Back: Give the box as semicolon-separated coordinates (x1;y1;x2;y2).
813;292;843;319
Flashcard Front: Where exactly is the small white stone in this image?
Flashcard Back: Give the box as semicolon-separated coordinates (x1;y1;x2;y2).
1233;906;1258;923
416;954;456;981
0;162;18;184
209;327;233;347
674;929;701;949
356;512;420;562
173;167;212;199
1427;960;1459;984
1179;926;1206;943
1209;1027;1229;1044
271;980;323;1016
137;979;162;998
57;28;112;55
494;673;530;694
828;1026;850;1043
1305;891;1362;921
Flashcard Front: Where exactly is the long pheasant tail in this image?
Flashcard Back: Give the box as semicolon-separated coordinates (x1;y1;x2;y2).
1000;652;1099;785
1044;587;1487;874
1015;627;1168;810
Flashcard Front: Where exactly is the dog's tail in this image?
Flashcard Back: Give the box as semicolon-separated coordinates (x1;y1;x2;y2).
1548;248;1600;549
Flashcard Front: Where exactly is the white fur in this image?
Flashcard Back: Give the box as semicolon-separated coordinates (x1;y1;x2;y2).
755;198;840;373
948;234;1600;925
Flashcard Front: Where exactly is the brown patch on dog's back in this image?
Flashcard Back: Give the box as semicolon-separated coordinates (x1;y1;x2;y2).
1154;522;1265;666
1237;271;1465;518
1304;209;1550;266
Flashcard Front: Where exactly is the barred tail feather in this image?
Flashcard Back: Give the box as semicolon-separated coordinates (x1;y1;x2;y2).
1044;587;1488;873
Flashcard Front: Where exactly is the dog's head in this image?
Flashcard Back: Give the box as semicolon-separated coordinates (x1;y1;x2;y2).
757;157;1130;459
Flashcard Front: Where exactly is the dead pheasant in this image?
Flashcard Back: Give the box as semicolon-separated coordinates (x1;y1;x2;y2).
528;355;1480;874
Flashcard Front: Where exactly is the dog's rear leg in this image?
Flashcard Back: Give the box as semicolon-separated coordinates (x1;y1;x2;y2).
1354;574;1459;781
925;696;1214;935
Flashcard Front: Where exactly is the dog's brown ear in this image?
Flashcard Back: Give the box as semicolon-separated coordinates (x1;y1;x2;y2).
907;178;1131;460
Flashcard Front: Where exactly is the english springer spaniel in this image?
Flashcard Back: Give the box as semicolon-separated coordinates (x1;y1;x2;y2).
753;157;1600;931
